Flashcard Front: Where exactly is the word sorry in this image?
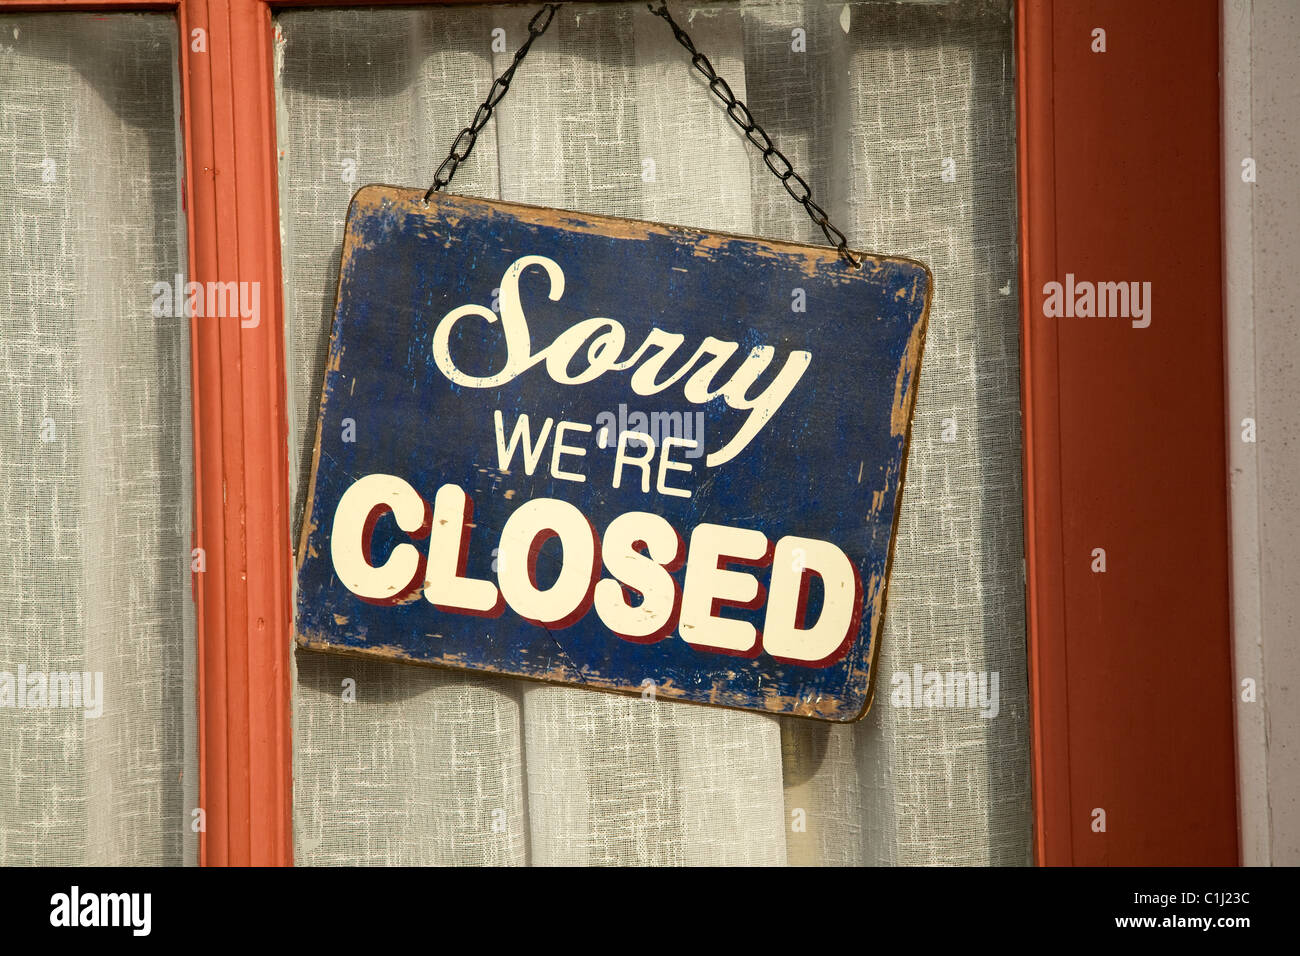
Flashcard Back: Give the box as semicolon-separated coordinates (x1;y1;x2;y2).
331;474;864;666
432;255;809;467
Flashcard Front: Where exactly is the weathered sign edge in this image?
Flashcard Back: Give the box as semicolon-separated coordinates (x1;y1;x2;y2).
291;184;933;723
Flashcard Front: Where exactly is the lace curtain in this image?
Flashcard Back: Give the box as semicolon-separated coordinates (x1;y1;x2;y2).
0;13;196;866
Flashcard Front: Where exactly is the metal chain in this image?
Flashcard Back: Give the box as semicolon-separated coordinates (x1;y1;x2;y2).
423;3;560;202
645;2;859;267
426;0;861;268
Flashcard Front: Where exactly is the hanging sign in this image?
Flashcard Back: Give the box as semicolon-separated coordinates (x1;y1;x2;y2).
295;185;931;720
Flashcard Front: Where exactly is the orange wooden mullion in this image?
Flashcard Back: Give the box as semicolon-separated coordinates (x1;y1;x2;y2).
1016;0;1237;865
179;0;293;867
1016;0;1072;868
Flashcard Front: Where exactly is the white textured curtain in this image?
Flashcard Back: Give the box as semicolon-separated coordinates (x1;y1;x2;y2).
278;0;1029;865
0;13;197;866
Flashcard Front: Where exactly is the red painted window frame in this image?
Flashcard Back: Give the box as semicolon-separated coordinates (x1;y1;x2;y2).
5;0;1237;866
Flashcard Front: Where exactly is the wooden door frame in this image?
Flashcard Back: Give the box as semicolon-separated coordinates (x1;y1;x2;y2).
5;0;1238;866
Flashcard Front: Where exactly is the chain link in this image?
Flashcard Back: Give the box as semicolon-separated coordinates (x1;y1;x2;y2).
426;0;861;268
423;3;560;202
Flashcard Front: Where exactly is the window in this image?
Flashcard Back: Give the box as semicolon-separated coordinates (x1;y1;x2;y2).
0;11;195;866
0;0;1242;867
275;0;1028;866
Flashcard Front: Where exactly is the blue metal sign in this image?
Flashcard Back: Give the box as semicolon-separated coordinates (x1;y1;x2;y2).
295;186;931;720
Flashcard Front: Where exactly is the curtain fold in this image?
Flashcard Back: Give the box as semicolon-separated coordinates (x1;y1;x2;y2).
277;0;1028;866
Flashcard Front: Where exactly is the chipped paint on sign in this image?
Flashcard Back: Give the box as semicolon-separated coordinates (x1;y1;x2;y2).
294;186;931;721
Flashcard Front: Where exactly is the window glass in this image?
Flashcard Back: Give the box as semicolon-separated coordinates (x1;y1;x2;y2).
276;0;1027;865
0;12;196;867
